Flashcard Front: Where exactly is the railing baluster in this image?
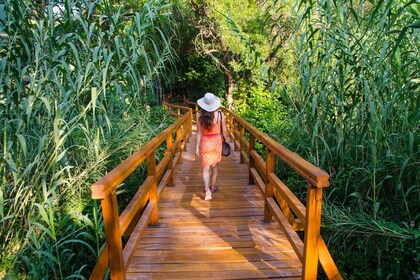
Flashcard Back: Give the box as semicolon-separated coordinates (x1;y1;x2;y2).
264;150;275;222
249;135;255;185
102;191;125;279
147;150;159;226
239;125;245;163
176;127;182;161
183;123;187;151
166;134;174;186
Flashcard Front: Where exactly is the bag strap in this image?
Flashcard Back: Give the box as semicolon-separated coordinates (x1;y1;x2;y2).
219;111;226;141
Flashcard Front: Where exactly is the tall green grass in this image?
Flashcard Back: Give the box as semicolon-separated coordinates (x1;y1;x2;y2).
290;0;419;218
227;0;419;278
285;0;419;278
0;0;179;278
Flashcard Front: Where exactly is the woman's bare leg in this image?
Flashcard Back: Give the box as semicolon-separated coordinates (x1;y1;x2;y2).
202;166;211;192
210;165;218;188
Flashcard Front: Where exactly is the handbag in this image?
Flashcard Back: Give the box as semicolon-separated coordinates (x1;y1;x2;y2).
219;112;230;156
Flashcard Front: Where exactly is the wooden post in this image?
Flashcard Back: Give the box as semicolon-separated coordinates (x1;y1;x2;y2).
239;126;245;163
147;151;159;226
176;127;182;162
231;119;238;151
263;150;275;222
166;134;174;186
225;111;231;141
183;124;187;151
187;110;193;139
302;182;323;279
102;191;125;280
249;135;255;184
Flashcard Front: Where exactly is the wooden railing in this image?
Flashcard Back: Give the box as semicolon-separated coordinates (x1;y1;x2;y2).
90;100;341;279
89;104;192;280
185;100;342;280
183;97;198;121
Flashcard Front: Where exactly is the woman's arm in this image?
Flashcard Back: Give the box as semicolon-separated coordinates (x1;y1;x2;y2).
221;111;228;138
195;113;202;156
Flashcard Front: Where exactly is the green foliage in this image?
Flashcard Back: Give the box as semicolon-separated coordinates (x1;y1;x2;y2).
322;204;419;279
290;0;420;219
223;0;297;87
275;0;418;278
178;55;225;99
234;84;290;141
225;0;419;278
0;0;180;278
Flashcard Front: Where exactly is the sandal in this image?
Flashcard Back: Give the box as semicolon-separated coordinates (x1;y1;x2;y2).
204;190;212;201
210;186;219;193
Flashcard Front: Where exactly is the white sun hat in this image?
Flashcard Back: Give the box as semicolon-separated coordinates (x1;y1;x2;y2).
197;92;221;112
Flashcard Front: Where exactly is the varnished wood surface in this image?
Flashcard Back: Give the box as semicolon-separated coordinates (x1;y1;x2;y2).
126;127;302;279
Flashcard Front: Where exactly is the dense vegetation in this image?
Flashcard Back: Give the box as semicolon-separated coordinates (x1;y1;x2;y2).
0;0;179;277
1;0;418;279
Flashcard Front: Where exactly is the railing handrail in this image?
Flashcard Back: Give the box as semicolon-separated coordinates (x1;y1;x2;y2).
89;104;192;280
225;110;329;188
91;113;191;199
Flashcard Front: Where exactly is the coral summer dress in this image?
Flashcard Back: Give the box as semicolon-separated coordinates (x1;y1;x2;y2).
200;112;222;167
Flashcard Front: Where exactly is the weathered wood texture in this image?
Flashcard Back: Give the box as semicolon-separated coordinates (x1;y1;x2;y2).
125;128;302;279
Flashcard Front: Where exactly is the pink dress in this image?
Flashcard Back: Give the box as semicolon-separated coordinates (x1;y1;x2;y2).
200;116;222;167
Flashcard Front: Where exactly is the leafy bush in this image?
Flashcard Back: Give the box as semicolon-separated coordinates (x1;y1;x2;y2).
234;84;291;142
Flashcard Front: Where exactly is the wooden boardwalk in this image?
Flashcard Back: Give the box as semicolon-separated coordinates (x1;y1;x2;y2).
125;128;302;279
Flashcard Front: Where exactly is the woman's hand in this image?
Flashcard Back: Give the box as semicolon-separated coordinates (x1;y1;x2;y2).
195;146;200;157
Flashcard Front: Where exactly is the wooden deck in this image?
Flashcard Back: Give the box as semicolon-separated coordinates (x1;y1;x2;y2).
125;128;302;279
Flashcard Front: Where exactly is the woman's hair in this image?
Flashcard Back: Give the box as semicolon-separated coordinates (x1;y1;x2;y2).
199;110;214;131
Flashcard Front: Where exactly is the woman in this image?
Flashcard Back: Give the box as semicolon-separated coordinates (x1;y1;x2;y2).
195;92;228;201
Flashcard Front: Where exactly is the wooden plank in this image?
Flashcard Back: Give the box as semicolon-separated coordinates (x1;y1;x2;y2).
89;245;108;280
123;201;155;267
269;173;306;221
318;237;343;279
127;261;302;272
156;152;171;182
251;150;267;182
130;251;300;263
250;168;265;194
119;176;153;235
134;247;292;256
126;270;301;280
157;169;172;198
266;197;304;261
240;149;249;166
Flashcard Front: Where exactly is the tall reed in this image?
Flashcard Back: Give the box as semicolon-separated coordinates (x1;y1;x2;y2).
0;0;179;277
226;0;419;278
284;0;419;278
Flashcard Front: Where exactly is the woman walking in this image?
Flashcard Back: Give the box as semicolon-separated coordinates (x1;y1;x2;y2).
195;92;228;201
